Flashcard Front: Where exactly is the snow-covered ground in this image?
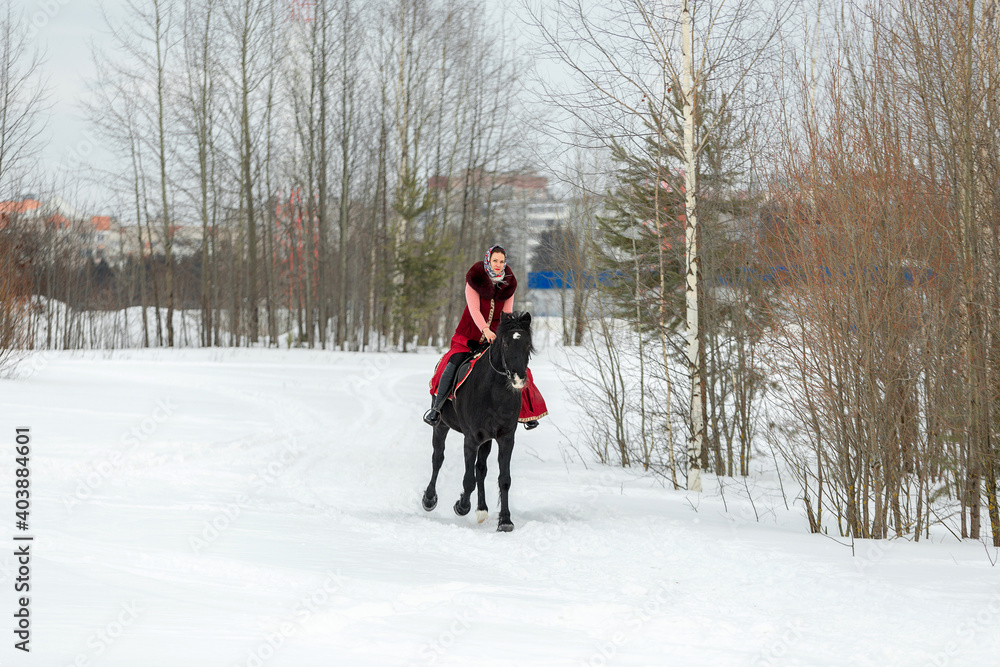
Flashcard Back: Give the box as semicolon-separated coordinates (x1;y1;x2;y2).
1;345;998;666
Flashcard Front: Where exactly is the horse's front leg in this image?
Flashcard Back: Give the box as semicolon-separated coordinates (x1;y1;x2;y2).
453;433;479;516
422;422;448;511
496;431;515;532
475;441;492;523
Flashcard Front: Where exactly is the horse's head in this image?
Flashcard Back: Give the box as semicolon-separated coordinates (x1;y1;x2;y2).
496;311;534;390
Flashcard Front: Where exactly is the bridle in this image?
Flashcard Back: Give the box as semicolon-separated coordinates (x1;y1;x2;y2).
487;329;516;382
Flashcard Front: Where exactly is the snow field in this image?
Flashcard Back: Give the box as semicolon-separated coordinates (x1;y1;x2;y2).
0;346;997;666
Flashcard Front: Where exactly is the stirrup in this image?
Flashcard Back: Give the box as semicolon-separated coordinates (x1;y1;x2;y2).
423;408;441;426
523;420;539;430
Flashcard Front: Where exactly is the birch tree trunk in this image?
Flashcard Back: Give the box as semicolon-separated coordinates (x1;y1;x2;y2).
129;121;150;349
681;0;704;492
153;0;176;347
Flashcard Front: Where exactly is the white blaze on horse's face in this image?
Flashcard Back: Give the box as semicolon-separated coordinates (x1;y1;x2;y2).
511;373;526;390
513;333;521;340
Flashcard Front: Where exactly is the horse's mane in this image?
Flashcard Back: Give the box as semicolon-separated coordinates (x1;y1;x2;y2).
498;311;535;355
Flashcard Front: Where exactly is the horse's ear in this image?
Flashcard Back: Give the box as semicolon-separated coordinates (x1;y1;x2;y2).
519;311;531;327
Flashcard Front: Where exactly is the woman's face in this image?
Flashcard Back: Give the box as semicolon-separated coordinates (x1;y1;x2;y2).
489;251;506;275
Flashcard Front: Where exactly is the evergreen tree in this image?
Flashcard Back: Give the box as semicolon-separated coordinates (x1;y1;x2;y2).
392;169;451;350
595;90;753;337
394;237;452;350
595;128;685;331
532;226;581;276
595;88;768;481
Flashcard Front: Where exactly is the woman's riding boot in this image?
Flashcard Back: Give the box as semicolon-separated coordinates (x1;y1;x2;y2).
423;361;460;426
523;420;539;430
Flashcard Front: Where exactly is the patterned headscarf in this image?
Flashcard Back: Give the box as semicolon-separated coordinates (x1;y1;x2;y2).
484;244;507;284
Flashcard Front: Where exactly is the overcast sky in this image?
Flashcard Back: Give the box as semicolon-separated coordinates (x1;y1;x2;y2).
12;0;126;210
21;1;100;160
12;0;568;215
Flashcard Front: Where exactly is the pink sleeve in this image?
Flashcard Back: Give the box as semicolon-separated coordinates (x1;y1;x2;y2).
465;283;488;332
501;298;513;314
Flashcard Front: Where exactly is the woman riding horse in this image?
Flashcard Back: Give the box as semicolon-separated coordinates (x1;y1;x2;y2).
424;244;547;428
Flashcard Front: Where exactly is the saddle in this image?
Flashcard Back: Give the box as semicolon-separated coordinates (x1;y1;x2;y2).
448;348;487;400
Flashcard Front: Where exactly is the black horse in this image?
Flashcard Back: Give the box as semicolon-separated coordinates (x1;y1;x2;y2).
421;311;534;532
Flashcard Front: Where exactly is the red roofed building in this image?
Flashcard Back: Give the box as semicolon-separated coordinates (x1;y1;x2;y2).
82;215;123;262
0;198;41;214
427;170;549;201
0;198;42;229
0;197;134;264
0;196;81;231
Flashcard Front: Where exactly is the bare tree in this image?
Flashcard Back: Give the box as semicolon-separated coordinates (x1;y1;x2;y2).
0;6;45;200
0;7;45;368
527;0;787;489
23;0;538;359
179;0;222;347
890;0;1000;543
763;0;1000;543
152;0;178;347
220;0;278;345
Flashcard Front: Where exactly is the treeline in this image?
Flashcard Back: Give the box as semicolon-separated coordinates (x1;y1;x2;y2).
765;1;1000;544
1;0;534;351
542;0;1000;544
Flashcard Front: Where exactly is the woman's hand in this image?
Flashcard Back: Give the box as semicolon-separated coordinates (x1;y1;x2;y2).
482;328;497;343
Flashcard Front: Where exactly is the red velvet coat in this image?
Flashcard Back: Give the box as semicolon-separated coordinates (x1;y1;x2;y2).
454;262;517;346
429;262;547;422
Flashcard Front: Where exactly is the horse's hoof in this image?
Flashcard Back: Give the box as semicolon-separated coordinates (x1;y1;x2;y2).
422;493;438;512
454;500;471;516
497;520;514;533
476;510;489;524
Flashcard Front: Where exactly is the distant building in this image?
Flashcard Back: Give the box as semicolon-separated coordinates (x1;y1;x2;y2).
425;169;573;311
0;196;138;265
0;196;78;231
426;169;568;268
81;215;124;262
427;169;550;202
170;224;203;259
0;198;43;227
139;221;203;259
487;179;570;280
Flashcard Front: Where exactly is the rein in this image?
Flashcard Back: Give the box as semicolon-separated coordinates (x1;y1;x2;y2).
486;332;515;382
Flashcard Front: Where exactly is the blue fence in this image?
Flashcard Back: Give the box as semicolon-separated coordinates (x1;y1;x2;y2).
528;266;937;290
527;270;614;290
